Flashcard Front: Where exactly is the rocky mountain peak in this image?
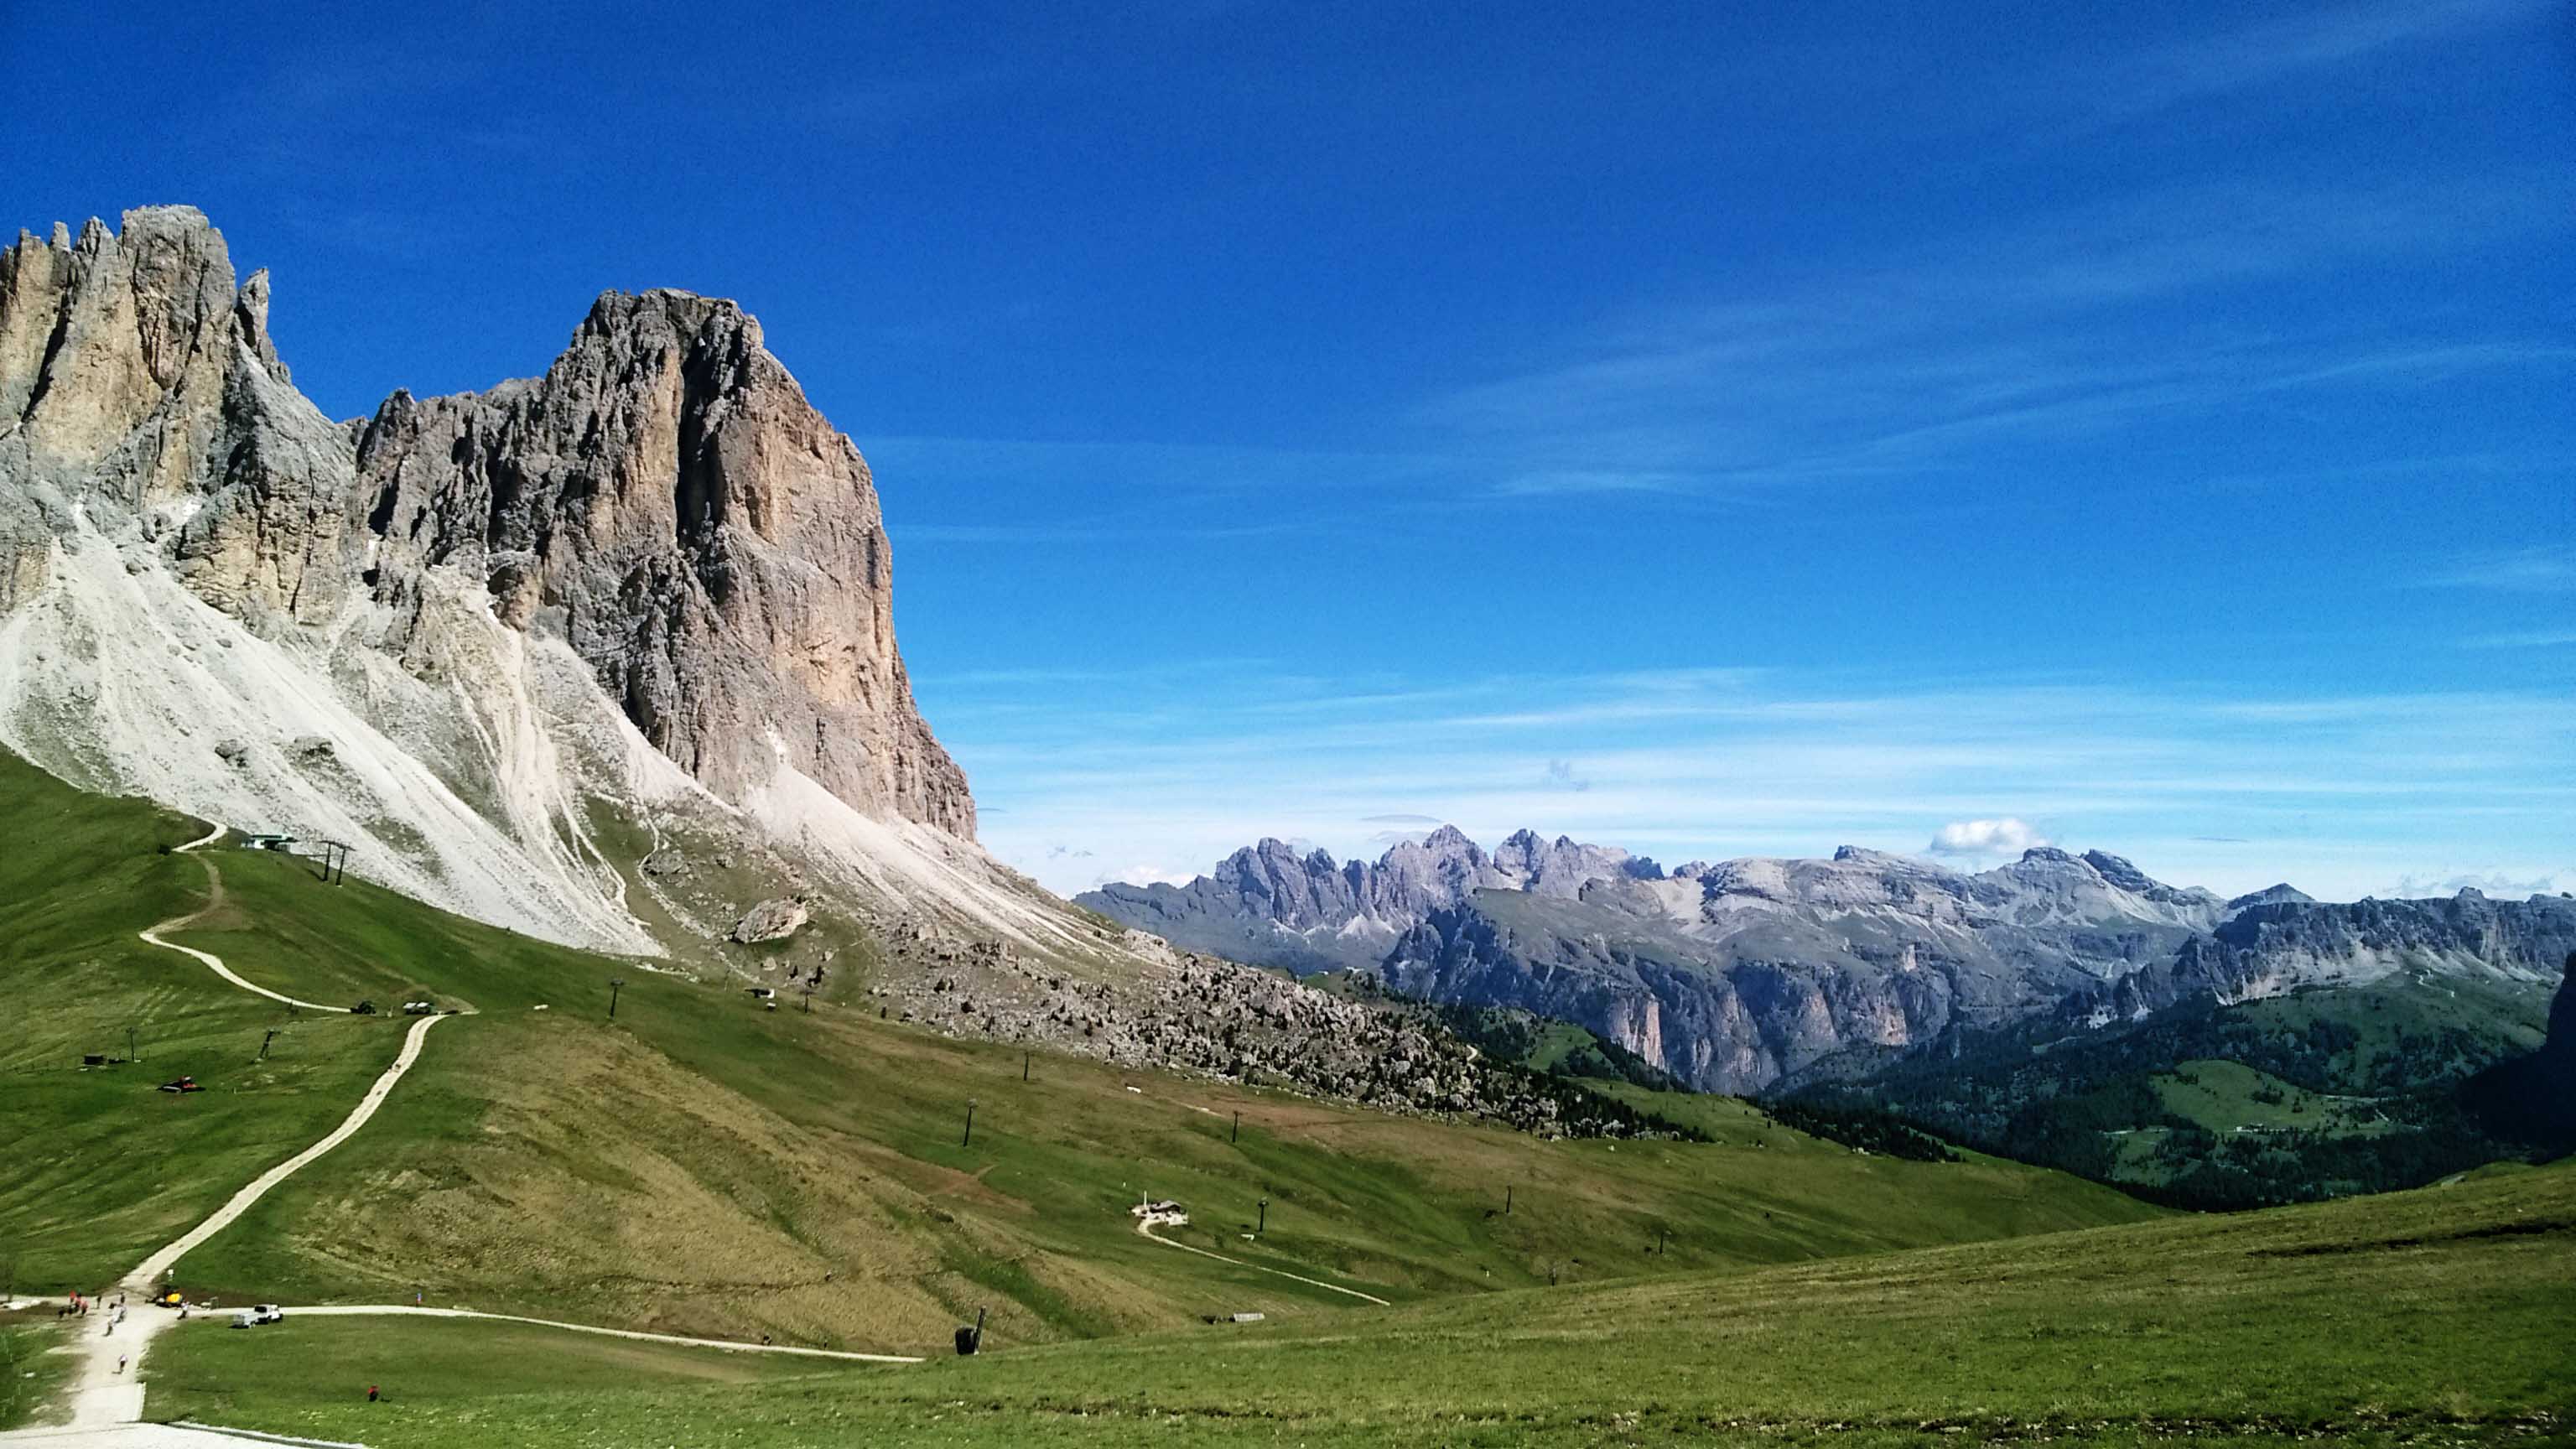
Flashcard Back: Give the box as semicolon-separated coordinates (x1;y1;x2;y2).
2226;883;2315;911
2080;849;2156;892
3;206;983;957
350;267;972;835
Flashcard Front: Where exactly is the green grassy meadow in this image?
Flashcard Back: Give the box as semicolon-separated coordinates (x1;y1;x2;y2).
0;756;399;1290
0;750;2156;1366
0;1316;75;1431
145;1160;2576;1446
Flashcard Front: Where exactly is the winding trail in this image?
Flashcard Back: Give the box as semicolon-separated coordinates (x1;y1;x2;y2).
32;1014;450;1432
137;830;341;1015
266;1307;922;1364
130;1015;452;1294
12;823;462;1439
1135;1218;1391;1306
13;817;915;1445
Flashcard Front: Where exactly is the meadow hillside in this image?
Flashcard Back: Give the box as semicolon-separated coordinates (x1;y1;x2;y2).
1;750;2155;1360
147;1159;2576;1446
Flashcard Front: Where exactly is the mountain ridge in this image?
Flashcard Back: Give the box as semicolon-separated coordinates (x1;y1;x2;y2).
1083;825;2573;1093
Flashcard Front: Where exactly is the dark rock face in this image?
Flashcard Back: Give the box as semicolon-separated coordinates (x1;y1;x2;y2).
1089;830;2569;1094
2464;950;2576;1145
2552;952;2576;1069
354;290;971;834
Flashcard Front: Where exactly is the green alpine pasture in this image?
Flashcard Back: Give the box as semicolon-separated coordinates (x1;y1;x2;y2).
0;749;2153;1366
0;754;397;1290
146;1160;2576;1446
0;1316;74;1431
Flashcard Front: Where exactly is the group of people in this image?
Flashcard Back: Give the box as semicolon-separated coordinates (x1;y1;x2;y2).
57;1291;131;1332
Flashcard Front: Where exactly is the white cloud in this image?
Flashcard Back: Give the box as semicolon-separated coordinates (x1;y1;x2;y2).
2380;868;2575;899
1927;817;2053;857
1087;864;1200;891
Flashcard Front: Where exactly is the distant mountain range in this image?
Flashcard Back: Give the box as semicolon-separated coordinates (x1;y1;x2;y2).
1083;827;2575;1095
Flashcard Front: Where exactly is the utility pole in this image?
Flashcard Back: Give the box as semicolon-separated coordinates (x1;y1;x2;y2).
1504;1185;1513;1216
963;1098;977;1147
126;1025;137;1062
259;1029;278;1062
801;984;813;1014
1257;1197;1268;1233
1655;1227;1668;1255
608;977;625;1019
1231;1110;1240;1144
1022;1050;1031;1083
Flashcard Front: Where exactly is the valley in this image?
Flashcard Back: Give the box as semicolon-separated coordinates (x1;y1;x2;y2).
1089;828;2574;1206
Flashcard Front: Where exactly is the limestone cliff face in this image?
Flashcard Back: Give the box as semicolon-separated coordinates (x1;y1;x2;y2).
0;207;349;620
353;290;971;834
0;206;972;842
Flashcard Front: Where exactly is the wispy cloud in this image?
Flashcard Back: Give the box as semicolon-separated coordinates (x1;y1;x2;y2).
1415;174;2572;497
948;662;2576;905
2462;629;2576;649
2380;867;2574;899
2068;0;2549;132
2419;548;2576;592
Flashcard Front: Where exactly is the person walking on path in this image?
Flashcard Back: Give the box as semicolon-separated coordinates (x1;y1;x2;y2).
115;1355;127;1375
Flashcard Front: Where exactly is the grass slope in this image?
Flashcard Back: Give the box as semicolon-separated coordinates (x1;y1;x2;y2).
0;756;398;1289
2;750;2153;1363
1825;976;2556;1208
0;1317;74;1431
147;1161;2576;1446
147;1313;829;1426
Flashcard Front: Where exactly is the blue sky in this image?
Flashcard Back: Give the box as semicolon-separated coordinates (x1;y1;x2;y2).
12;1;2571;901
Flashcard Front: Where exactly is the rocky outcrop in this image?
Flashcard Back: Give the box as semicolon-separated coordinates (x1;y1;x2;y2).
2226;883;2315;911
0;208;972;853
353;290;970;834
0;207;351;621
730;897;811;944
867;929;1690;1137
